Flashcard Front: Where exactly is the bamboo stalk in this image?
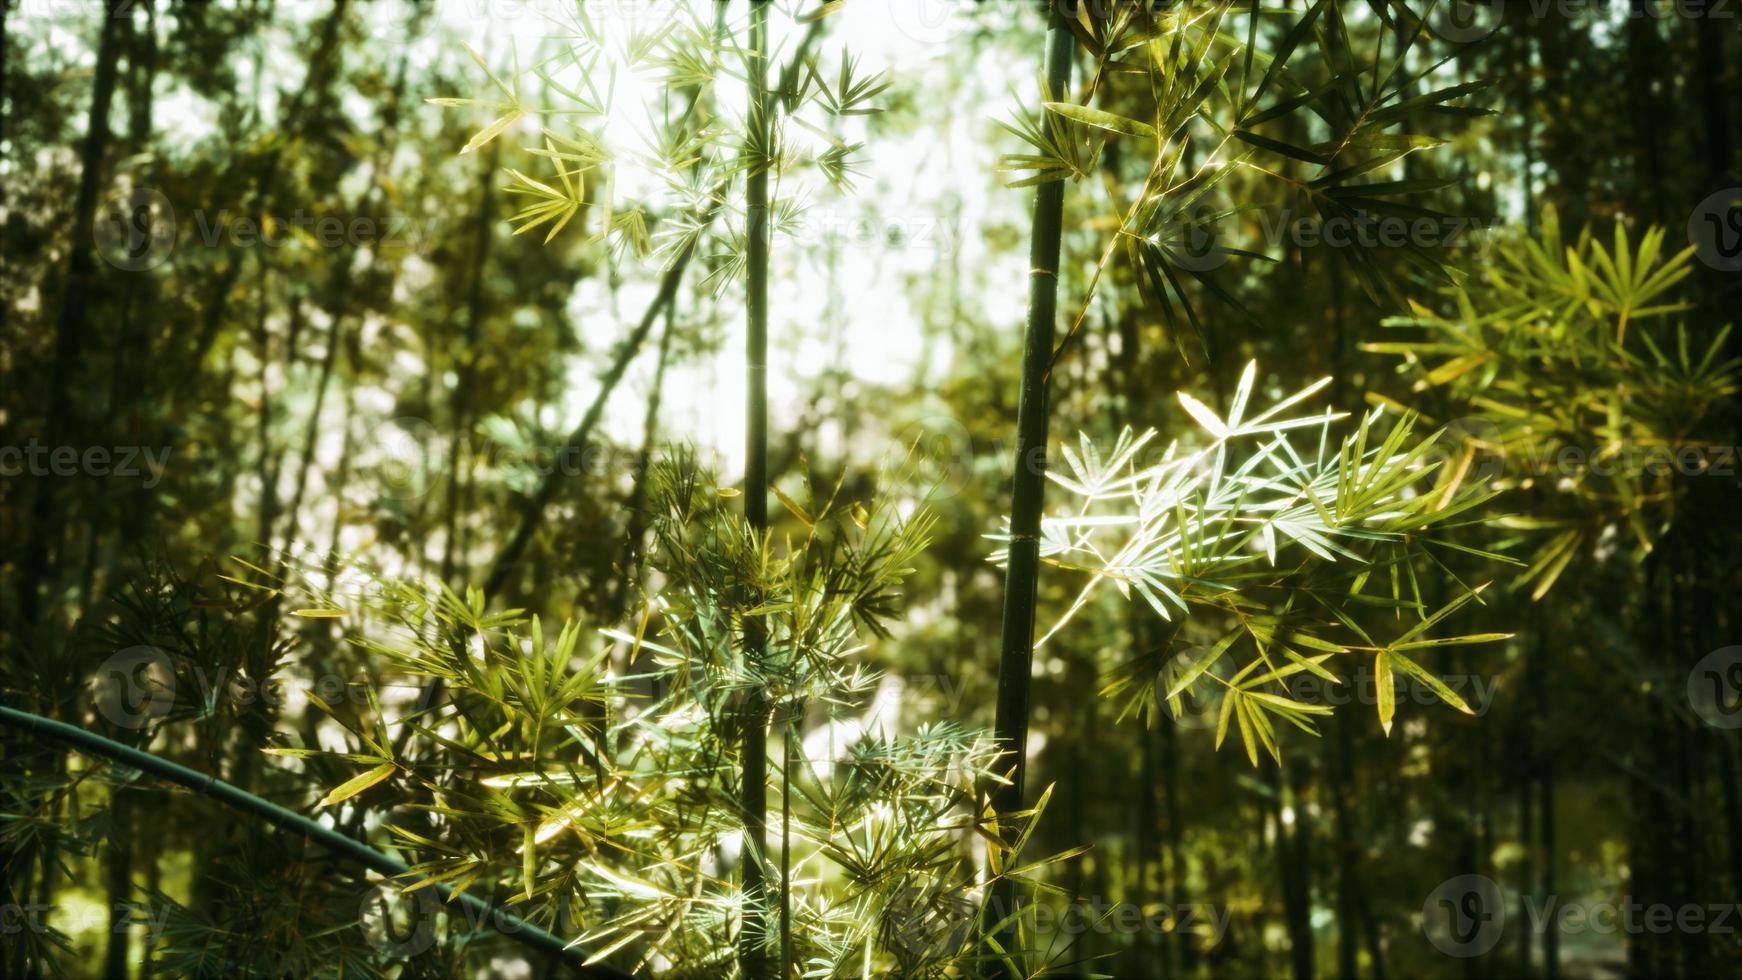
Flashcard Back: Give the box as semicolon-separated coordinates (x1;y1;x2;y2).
0;706;635;979
985;4;1074;967
740;3;773;977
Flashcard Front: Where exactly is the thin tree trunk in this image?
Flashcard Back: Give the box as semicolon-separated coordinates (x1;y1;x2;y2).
441;143;497;586
985;8;1073;967
739;4;772;976
481;244;696;597
17;0;126;628
103;784;133;979
609;305;676;618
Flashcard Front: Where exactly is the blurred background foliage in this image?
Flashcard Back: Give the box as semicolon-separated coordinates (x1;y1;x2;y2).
1;0;1739;977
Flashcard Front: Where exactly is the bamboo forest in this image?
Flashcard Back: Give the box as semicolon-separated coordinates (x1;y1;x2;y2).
3;1;1741;977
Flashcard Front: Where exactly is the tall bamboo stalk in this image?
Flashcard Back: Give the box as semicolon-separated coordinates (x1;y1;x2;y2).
985;4;1073;965
740;2;772;976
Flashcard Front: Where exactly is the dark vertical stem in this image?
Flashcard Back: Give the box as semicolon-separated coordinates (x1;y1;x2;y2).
740;2;771;977
1518;651;1536;977
1539;761;1557;980
17;0;125;628
609;305;675;618
441;143;496;586
102;783;133;980
780;716;794;977
986;6;1073;968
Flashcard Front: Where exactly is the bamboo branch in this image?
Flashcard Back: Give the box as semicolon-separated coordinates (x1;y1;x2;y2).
481;242;698;598
0;706;636;979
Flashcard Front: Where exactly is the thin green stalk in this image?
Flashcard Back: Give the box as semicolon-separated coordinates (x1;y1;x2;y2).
986;5;1074;969
0;706;634;979
740;3;773;977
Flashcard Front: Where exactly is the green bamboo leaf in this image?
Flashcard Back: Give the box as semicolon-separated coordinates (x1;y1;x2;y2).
1375;651;1395;735
319;762;394;808
1044;101;1157;140
1387;650;1475;714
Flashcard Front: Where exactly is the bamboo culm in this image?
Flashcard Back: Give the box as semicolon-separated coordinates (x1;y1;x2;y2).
985;5;1074;967
739;2;773;978
0;706;635;979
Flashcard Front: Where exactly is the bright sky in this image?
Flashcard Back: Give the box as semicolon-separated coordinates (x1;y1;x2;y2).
417;0;1035;481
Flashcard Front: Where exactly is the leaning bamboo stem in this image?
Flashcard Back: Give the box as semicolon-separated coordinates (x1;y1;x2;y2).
986;5;1074;967
0;706;634;979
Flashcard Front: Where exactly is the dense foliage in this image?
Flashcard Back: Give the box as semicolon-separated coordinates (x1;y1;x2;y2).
2;2;1738;978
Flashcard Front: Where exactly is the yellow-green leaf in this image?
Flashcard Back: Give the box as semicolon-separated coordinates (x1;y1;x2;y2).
319;762;394;808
